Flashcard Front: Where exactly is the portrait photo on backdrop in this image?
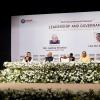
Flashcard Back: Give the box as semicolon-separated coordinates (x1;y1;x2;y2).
96;33;100;42
49;34;60;44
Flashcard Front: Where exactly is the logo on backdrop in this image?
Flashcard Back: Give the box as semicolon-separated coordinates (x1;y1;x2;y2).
21;19;25;23
21;19;33;23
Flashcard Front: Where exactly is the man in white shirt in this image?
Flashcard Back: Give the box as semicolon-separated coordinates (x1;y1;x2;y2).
60;54;69;62
22;52;33;65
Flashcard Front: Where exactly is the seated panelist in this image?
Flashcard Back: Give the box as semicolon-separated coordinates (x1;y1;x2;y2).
60;54;69;62
69;53;75;61
45;52;53;62
22;52;33;64
79;51;90;63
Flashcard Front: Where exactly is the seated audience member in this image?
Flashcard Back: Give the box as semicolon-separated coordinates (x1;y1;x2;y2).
79;51;90;63
22;52;33;64
69;53;75;61
60;54;69;62
45;52;53;62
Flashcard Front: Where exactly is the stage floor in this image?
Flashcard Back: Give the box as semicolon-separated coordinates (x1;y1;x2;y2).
0;83;99;92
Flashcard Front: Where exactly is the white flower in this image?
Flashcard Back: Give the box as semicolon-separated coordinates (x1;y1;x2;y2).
93;81;99;83
88;70;92;73
0;61;99;83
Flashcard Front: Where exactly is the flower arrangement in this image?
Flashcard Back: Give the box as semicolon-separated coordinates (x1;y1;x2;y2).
0;62;100;83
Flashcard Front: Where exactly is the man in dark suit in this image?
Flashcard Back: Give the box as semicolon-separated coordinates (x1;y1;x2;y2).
45;52;53;62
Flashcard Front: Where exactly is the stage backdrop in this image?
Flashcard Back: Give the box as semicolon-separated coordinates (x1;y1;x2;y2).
11;11;100;61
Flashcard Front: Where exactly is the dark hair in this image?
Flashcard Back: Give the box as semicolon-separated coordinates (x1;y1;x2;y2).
70;53;73;56
82;51;86;54
96;33;100;35
27;52;31;54
25;56;32;62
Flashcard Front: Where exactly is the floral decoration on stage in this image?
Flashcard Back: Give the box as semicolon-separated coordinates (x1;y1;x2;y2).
0;62;100;83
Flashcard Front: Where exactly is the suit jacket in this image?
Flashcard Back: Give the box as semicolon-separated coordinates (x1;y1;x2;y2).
45;57;53;62
50;40;60;44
